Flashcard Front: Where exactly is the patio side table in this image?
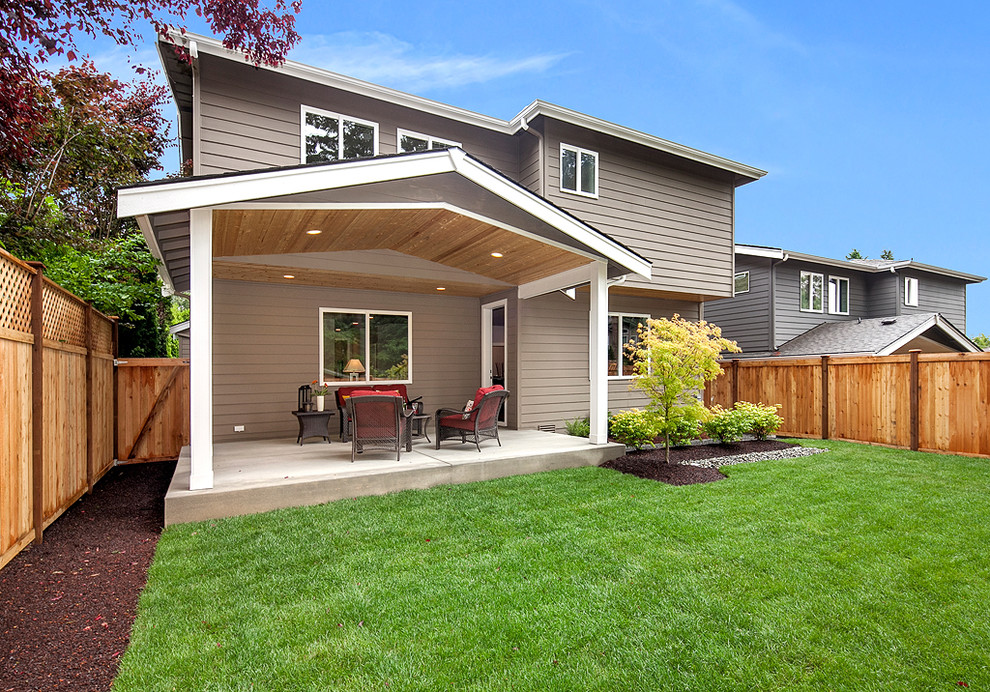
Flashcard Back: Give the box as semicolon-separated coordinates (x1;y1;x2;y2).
410;413;432;442
291;410;335;445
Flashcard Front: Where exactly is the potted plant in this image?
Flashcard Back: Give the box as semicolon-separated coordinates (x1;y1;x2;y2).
311;380;330;411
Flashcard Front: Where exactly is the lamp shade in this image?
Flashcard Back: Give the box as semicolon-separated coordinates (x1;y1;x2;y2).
343;358;366;374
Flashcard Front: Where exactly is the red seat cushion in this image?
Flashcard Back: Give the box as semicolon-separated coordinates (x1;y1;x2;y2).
439;415;476;431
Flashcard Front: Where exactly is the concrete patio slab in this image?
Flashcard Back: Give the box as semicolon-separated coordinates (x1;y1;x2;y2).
165;430;624;525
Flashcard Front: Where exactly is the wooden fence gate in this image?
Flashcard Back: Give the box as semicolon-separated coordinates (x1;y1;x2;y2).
116;359;190;463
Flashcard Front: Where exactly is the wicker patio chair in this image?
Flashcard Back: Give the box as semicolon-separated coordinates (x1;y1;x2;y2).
435;388;509;452
345;394;413;462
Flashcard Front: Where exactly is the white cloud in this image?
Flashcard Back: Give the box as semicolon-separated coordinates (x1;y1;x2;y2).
290;32;568;91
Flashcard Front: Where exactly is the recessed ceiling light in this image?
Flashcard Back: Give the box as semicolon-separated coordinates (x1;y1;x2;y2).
436;287;446;291
306;229;322;235
283;274;295;279
490;252;503;258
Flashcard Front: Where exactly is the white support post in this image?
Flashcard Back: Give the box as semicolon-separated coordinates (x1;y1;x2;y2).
589;261;609;444
188;208;214;489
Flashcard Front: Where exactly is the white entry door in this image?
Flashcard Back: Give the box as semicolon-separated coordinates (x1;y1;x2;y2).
481;300;507;424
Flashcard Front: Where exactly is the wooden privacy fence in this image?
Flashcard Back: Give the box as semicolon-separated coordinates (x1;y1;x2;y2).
705;352;990;458
1;249;116;570
116;358;190;463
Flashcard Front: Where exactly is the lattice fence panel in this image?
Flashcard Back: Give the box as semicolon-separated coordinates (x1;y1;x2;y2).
42;281;87;348
91;316;114;355
0;253;35;334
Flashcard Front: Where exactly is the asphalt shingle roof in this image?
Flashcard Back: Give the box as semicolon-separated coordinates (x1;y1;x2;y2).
775;313;940;356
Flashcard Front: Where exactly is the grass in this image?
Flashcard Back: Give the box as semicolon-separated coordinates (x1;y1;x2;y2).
113;440;990;690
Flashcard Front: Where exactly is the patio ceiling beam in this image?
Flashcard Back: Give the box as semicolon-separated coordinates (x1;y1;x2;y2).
517;264;599;300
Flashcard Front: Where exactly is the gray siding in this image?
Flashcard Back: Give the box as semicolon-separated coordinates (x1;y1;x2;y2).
197;54;521;179
865;273;899;318
517;291;700;431
212;279;482;442
898;270;967;331
541;119;735;299
480;288;519;429
773;261;872;348
703;255;773;354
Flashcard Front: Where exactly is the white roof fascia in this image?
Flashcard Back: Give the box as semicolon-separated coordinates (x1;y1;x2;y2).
167;31;513;135
164;32;765;182
512;100;767;183
119;148;652;279
735;244;784;259
896;261;986;283
117;150;455;217
448;149;651;279
136;214;175;294
779;250;881;273
877;314;980;355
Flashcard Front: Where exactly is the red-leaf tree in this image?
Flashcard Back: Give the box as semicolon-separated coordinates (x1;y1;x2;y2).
0;0;301;171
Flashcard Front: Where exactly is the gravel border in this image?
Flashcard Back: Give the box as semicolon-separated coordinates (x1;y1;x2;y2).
680;446;828;469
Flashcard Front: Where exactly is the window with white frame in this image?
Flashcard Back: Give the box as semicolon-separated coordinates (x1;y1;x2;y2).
302;106;378;163
827;276;849;315
800;271;824;312
734;271;750;295
319;309;411;384
397;129;460;153
560;144;598;197
608;313;648;377
904;276;919;306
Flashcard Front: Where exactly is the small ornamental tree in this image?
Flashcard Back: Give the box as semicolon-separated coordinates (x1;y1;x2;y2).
627;315;740;462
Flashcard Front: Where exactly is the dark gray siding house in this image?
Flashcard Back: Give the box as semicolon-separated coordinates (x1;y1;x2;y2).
121;32;767;492
704;245;985;357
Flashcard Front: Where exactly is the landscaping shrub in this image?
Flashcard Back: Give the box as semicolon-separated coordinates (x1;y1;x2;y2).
734;401;783;440
564;417;591;438
702;404;750;444
609;409;658;450
658;405;707;447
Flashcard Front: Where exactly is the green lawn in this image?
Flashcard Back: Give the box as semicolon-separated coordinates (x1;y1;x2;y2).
114;440;990;690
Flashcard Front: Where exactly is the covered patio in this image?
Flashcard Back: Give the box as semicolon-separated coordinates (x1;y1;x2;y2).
164;429;624;525
118;148;650;513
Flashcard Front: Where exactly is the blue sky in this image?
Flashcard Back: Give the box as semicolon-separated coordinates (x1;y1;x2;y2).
75;0;990;335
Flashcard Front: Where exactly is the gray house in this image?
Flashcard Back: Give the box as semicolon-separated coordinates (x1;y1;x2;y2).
118;32;765;491
705;244;985;357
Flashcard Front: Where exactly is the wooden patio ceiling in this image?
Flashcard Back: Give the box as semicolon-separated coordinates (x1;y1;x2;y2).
211;208;592;294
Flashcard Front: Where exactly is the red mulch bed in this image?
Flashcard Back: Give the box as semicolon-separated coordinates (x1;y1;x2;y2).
0;461;175;692
602;439;798;485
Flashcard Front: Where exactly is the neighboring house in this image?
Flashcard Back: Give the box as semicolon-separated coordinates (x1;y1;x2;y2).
117;32;766;490
169;320;190;358
705;244;985;357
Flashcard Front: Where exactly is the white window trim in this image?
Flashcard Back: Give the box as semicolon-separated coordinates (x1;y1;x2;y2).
799;271;824;313
397;128;460;152
904;276;919;307
827;275;850;315
734;271;750;295
318;308;412;386
301;105;379;164
559;143;599;199
608;312;649;380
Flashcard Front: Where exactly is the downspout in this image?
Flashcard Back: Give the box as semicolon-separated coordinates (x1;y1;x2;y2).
769;253;789;351
519;119;545;198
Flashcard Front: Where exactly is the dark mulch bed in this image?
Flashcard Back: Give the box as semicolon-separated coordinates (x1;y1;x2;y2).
0;461;175;692
603;439;798;486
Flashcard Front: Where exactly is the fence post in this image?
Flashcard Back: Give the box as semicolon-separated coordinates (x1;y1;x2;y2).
909;349;921;451
85;304;96;492
27;262;45;545
731;359;740;406
821;355;830;440
111;317;120;461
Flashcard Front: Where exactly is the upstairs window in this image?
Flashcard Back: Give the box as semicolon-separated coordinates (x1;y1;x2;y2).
398;129;460;152
302;106;377;163
904;277;919;306
734;271;750;295
608;313;648;378
800;271;824;312
827;276;849;315
560;144;598;197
